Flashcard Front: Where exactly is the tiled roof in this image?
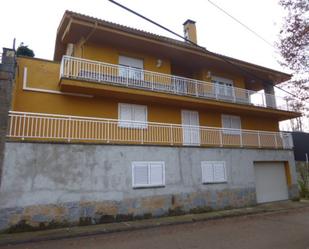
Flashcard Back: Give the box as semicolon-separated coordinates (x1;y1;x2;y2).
62;10;291;79
65;10;207;52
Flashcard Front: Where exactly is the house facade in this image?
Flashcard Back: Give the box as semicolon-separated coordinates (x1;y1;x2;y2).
0;11;301;231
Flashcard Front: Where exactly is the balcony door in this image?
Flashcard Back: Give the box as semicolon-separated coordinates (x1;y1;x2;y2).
118;56;144;83
182;110;200;145
212;76;234;100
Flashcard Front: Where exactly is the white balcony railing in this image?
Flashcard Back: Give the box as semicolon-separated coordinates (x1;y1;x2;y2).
60;56;292;112
7;111;293;149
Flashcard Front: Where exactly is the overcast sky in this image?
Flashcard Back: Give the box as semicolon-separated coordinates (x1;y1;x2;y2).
1;0;287;72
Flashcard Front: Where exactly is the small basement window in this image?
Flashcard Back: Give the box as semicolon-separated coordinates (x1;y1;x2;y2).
132;161;165;188
201;161;227;184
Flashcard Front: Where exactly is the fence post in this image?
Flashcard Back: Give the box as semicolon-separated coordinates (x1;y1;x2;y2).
170;124;173;145
68;117;71;142
219;130;223;147
195;81;198;97
22;113;26;140
107;120;110;143
240;131;243;147
257;131;261;148
274;134;278;148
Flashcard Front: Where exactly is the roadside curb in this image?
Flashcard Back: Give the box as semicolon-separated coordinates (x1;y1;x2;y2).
0;201;308;246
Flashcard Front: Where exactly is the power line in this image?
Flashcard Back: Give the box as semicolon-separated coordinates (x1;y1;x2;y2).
207;0;275;49
107;0;307;105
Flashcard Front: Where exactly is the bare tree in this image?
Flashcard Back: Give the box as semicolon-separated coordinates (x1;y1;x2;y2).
277;0;309;130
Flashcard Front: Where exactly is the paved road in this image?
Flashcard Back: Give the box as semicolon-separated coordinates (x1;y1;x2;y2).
2;207;309;249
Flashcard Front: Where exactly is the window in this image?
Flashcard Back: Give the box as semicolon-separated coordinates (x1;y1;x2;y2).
201;161;227;183
221;114;241;134
118;55;144;80
212;76;234;98
118;103;147;128
132;161;165;188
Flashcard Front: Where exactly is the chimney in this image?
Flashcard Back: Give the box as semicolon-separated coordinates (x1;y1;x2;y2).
183;19;197;44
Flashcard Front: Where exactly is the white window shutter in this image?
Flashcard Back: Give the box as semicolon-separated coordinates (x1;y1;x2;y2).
133;105;147;128
119;104;132;127
119;56;143;69
213;162;226;182
222;115;231;129
231;116;241;130
150;162;164;186
133;163;149;186
202;162;214;183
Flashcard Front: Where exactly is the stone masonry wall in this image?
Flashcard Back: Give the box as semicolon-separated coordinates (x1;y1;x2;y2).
0;48;15;186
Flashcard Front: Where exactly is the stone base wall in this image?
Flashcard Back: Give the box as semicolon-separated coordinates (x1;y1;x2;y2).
0;142;298;232
0;188;256;232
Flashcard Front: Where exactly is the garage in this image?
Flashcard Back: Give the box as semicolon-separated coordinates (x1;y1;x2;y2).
254;162;289;203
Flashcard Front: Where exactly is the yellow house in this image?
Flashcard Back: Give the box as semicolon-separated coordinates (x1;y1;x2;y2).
0;11;301;231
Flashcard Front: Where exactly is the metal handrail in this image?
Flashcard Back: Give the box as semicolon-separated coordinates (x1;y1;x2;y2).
60;55;292;112
7;111;293;149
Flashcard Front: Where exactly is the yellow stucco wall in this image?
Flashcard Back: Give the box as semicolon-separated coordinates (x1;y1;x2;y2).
13;57;279;132
75;41;171;75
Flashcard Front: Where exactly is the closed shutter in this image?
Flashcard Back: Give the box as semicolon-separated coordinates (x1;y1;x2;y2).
231;116;241;129
119;103;147;128
119;56;144;80
201;162;214;183
119;56;143;69
150;162;165;186
132;161;165;188
133;105;147;128
222;115;241;134
201;161;227;183
222;115;231;129
119;104;133;127
133;162;149;186
213;162;226;182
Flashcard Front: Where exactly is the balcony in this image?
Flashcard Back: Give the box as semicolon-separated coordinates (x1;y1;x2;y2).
60;56;292;112
7;111;293;150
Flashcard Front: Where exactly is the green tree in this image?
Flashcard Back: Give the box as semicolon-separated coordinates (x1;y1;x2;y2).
16;42;35;57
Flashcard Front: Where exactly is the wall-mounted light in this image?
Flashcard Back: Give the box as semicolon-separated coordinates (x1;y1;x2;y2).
156;59;163;68
207;71;212;78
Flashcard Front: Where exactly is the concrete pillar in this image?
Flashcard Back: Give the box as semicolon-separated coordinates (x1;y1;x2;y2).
0;48;16;186
264;83;276;108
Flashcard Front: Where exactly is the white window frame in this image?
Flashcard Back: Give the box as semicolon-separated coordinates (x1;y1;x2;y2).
221;114;241;135
132;161;165;188
118;103;148;129
201;161;227;184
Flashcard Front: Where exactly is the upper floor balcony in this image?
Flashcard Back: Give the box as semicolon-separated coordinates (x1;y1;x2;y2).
59;56;293;112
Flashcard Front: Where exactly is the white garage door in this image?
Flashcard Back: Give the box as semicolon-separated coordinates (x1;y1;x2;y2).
254;162;289;203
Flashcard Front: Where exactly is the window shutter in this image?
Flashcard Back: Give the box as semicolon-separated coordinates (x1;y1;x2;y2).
231;116;241;130
133;105;147;128
133;163;149;186
119;56;143;69
222;115;231;129
119;104;133;127
213;162;226;182
150;162;164;186
202;162;214;183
